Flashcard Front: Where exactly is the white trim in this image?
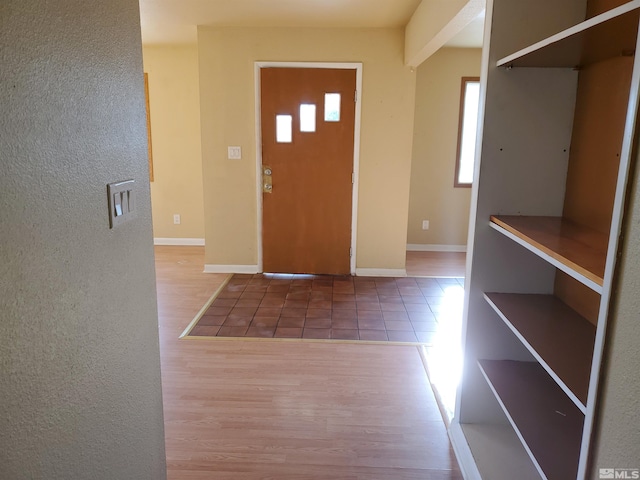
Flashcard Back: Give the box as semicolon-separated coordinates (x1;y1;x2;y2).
454;0;493;427
407;244;467;252
255;64;264;273
448;421;483;480
203;264;259;274
350;66;363;275
154;237;205;246
179;275;232;338
355;268;407;277
254;61;363;275
577;19;640;480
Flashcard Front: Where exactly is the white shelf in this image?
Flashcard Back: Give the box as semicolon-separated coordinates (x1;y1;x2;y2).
461;423;542;480
490;215;607;293
478;360;584;480
484;293;595;412
497;1;640;68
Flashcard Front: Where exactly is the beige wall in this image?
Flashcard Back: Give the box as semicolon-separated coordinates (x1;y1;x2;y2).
407;47;481;247
198;27;416;271
591;167;640;477
143;45;205;240
0;0;166;478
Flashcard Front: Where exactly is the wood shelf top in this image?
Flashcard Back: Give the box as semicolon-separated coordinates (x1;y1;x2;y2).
479;360;585;480
497;0;640;68
484;293;596;410
490;215;608;291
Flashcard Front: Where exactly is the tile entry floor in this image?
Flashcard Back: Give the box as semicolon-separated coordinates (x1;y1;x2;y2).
186;273;465;344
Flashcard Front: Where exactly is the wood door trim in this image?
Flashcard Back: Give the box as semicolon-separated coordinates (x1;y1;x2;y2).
254;62;363;274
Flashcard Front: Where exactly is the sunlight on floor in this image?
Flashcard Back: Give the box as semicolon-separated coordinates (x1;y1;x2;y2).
421;282;465;422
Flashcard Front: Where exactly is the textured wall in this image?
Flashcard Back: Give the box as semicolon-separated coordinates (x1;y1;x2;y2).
0;1;167;479
197;27;416;271
591;166;640;476
407;48;480;247
143;46;205;240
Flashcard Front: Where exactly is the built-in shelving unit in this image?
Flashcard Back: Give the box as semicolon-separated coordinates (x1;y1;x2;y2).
450;0;640;478
478;360;584;480
484;293;596;409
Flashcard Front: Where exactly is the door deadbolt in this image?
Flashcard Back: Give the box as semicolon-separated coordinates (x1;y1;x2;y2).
262;165;273;193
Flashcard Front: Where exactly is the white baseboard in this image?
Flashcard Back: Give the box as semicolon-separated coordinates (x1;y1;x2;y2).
449;421;481;480
203;264;259;274
355;268;407;277
154;237;205;246
407;244;467;252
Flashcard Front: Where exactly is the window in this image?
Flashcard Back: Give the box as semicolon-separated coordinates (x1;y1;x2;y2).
455;77;480;187
300;104;316;132
324;93;341;122
276;115;293;143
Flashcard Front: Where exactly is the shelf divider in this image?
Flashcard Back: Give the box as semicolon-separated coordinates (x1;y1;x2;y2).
460;423;542;480
478;360;584;480
490;215;607;292
484;293;595;411
497;0;640;68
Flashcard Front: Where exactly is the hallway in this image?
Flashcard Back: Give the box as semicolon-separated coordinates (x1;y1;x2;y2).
155;246;463;479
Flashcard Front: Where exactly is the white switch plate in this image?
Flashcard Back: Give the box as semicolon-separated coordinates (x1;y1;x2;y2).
422;220;430;230
228;146;242;160
173;214;181;225
107;179;136;229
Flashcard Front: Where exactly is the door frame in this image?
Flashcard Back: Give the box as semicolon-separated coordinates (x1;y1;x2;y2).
254;62;363;275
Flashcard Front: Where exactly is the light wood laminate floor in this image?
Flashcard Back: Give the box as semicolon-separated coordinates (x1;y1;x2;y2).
155;246;463;479
405;251;466;277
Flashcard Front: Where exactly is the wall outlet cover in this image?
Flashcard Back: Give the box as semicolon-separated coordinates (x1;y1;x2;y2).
228;146;242;160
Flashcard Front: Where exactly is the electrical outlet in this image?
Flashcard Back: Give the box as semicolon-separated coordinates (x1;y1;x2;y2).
422;220;430;230
173;214;181;225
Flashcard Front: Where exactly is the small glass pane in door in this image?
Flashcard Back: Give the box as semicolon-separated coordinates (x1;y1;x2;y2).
300;104;316;132
276;115;293;143
324;93;341;122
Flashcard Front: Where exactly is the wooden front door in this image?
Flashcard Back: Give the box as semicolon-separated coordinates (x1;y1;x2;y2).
261;67;356;275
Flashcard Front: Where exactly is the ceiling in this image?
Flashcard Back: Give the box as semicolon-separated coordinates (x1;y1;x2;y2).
139;0;424;45
139;0;484;48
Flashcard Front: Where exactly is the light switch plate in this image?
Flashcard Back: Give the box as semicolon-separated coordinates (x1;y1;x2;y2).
107;179;136;228
228;146;242;160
